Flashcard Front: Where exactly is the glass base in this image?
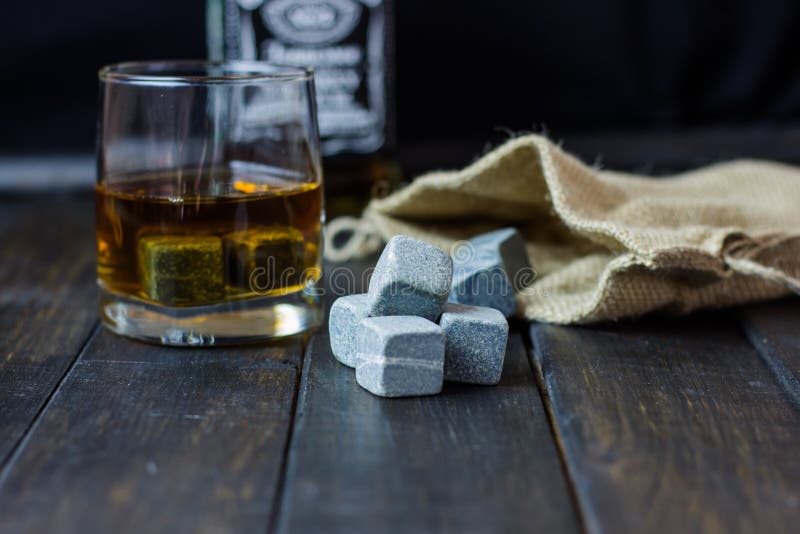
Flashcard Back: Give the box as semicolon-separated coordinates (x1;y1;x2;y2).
99;285;322;346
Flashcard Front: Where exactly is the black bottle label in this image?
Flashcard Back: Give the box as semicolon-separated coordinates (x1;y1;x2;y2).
211;0;392;157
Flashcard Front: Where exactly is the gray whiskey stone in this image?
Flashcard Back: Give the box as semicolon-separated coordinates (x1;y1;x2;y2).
439;303;509;385
449;228;532;317
449;256;516;317
355;316;445;398
328;293;370;368
470;227;532;288
367;235;453;321
223;226;307;294
137;235;225;306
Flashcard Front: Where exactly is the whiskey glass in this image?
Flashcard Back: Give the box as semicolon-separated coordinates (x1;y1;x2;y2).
96;60;324;345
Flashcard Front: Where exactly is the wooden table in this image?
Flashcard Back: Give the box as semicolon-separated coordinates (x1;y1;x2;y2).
0;194;798;533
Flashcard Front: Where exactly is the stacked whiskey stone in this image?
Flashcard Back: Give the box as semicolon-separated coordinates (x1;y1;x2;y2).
330;231;529;398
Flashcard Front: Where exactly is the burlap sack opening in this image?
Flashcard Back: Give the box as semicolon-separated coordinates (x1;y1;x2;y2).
326;134;800;324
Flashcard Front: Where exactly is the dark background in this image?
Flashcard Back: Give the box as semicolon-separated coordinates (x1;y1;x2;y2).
2;0;800;167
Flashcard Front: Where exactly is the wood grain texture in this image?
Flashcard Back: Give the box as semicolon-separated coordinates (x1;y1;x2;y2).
529;314;800;534
0;196;98;465
277;330;580;534
740;298;800;408
0;329;303;534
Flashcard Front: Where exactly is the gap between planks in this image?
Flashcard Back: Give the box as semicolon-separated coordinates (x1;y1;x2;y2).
0;323;99;481
520;321;590;534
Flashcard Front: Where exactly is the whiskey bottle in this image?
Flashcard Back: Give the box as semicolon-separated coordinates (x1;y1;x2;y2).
207;0;400;211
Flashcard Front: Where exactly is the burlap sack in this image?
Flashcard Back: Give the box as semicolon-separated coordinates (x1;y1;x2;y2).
326;134;800;323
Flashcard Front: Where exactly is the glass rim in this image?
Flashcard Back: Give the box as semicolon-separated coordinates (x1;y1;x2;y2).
98;60;314;85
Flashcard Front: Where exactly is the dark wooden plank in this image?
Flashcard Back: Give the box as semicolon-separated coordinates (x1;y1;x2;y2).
529;314;800;534
0;329;303;534
0;196;98;465
277;329;580;533
740;298;800;408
